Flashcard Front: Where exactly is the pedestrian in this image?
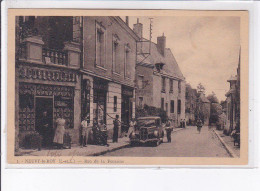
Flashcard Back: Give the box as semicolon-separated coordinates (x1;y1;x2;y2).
37;110;53;148
81;115;90;147
113;115;120;143
183;119;186;128
127;118;136;138
196;119;203;134
98;120;109;147
180;119;183;128
53;113;66;149
165;119;172;143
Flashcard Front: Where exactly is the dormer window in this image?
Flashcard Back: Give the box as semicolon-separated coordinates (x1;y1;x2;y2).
155;63;165;72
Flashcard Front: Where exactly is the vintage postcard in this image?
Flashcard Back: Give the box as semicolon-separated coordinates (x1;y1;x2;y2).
7;9;248;165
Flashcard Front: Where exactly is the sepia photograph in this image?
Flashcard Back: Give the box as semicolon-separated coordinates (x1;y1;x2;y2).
7;9;249;165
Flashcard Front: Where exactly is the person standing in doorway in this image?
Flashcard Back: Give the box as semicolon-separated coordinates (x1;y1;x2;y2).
81;115;90;147
39;110;52;148
53;113;66;149
113;115;120;143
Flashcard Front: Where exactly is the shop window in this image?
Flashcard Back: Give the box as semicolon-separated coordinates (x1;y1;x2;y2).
161;98;164;110
114;96;117;112
96;22;106;68
162;77;166;93
170;100;174;113
178;99;181;114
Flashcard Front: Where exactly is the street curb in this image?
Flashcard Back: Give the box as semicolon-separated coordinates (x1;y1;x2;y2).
213;129;238;158
90;143;130;156
90;127;185;156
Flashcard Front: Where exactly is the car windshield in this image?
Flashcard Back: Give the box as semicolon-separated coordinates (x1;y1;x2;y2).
137;119;156;127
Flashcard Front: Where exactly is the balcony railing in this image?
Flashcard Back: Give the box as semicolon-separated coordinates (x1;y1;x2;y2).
42;47;68;66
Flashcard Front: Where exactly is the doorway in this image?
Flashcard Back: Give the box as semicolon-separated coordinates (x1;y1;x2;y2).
35;97;53;147
121;96;130;133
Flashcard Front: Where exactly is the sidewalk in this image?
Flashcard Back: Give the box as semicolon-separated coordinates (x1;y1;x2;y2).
213;128;240;158
17;127;184;157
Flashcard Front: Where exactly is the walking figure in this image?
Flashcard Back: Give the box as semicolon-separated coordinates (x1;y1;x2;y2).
196;119;203;134
113;115;120;143
165;119;173;143
81;115;90;147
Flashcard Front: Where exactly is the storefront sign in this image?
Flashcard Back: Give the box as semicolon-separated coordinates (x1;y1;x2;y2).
19;66;77;83
122;86;133;97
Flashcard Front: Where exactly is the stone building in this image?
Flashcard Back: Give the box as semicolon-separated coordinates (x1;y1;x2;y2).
15;16;81;149
224;50;240;135
185;84;198;125
15;16;139;150
197;93;211;126
80;16;139;138
134;20;186;127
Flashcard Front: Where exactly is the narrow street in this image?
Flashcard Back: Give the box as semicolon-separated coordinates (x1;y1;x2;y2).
103;126;231;157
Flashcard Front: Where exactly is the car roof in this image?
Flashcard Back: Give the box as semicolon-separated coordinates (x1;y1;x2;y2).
137;116;161;120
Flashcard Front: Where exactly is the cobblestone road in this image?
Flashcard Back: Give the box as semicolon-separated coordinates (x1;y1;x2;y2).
103;126;231;157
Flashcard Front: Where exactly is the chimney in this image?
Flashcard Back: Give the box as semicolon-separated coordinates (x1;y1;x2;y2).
133;18;143;39
125;16;129;26
157;33;166;56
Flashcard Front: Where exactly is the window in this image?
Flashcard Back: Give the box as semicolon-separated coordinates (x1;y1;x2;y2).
96;22;106;68
112;35;120;73
161;98;164;110
178;100;181;114
166;103;168;114
139;97;143;108
162;77;166;92
138;75;144;89
170;79;173;93
114;96;117;112
125;44;131;78
170;100;174;113
178;81;181;93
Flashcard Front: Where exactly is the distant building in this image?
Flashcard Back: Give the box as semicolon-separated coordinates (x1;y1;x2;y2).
133;20;186;126
185;84;198;125
197;93;211;126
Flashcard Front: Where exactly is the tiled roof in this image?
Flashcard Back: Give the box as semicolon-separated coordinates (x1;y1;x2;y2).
137;38;185;80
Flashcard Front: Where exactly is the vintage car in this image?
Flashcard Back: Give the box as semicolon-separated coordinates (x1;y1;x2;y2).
129;116;164;146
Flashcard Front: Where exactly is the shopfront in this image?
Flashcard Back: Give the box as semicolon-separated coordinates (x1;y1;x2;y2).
18;65;78;147
93;78;108;124
121;85;134;132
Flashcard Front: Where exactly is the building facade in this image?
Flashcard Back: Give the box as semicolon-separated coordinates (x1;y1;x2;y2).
80;16;139;138
15;16;139;150
185;84;198;125
15;16;81;149
134;20;186;127
224;50;240;135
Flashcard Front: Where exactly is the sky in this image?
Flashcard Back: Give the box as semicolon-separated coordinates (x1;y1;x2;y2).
125;16;240;101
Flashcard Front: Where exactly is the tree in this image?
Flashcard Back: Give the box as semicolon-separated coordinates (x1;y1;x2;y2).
207;93;222;124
